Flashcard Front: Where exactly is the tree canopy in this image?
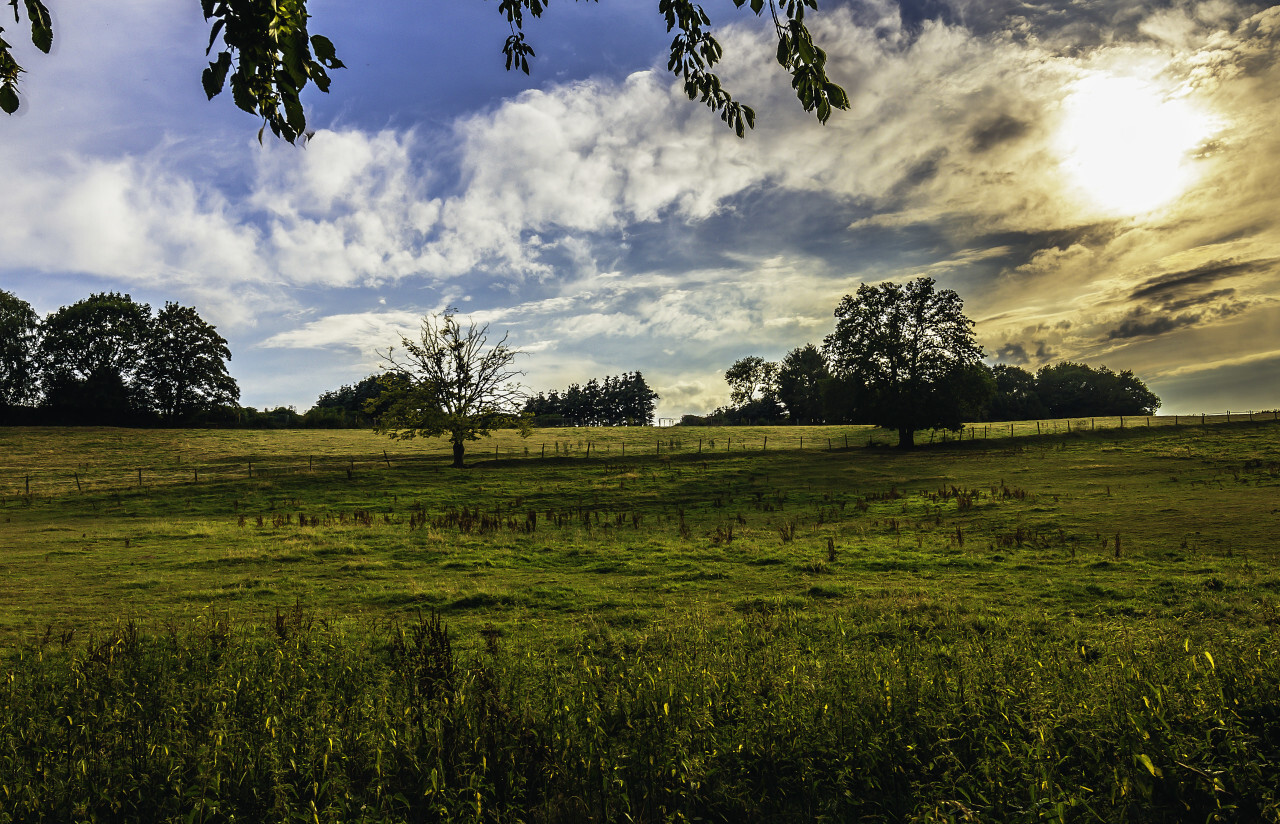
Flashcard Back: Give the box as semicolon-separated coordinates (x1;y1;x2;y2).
823;277;991;448
1033;361;1161;418
2;0;848;140
775;343;829;425
0;288;38;408
0;290;240;425
375;309;528;468
143;302;240;421
524;372;659;427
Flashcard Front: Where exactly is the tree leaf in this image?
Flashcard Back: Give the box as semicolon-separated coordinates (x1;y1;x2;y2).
201;52;231;99
23;0;51;53
0;83;18;114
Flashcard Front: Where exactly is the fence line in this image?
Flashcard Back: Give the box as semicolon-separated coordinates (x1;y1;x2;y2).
3;411;1277;499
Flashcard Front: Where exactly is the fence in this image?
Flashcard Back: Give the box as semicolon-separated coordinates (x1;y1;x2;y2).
3;411;1277;499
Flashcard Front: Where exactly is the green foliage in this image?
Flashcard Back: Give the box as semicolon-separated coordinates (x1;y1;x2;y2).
199;0;344;143
32;293;240;425
39;293;154;424
306;373;409;428
1035;361;1162;418
0;288;38;407
2;610;1280;821
143;302;240;421
776;343;830;424
2;419;1280;819
725;355;779;407
824;277;992;447
0;0;51;113
524;372;659;427
987;363;1048;421
3;0;847;140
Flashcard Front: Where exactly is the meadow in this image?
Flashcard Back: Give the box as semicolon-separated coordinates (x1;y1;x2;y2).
1;419;1279;821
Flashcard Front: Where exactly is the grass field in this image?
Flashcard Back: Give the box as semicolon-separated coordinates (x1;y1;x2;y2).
2;420;1279;821
1;419;1277;644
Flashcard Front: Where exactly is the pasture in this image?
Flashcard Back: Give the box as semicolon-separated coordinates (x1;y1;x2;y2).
1;419;1279;821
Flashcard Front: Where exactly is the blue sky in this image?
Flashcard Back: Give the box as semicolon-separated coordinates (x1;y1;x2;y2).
3;0;1279;417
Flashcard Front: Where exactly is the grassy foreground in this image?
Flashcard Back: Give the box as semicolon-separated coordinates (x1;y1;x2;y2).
2;421;1279;821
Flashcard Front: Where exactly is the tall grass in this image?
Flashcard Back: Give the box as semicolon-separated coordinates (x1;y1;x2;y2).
3;609;1278;822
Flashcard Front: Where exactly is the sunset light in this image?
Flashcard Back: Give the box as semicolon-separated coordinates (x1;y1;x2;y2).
1054;73;1219;216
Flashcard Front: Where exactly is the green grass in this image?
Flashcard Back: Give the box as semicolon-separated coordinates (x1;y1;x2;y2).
2;420;1280;821
1;420;1277;645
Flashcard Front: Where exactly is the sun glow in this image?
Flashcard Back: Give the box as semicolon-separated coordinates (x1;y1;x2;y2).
1055;74;1217;216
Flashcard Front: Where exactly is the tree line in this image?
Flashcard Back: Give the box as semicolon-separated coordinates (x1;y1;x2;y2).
0;290;239;426
682;277;1161;447
522;373;659;427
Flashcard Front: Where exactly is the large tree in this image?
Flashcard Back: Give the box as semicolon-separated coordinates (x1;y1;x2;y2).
2;0;847;141
141;302;240;422
0;288;38;408
375;309;527;468
39;292;152;424
823;277;991;448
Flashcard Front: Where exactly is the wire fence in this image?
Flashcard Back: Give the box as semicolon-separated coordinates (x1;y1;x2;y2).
3;410;1277;500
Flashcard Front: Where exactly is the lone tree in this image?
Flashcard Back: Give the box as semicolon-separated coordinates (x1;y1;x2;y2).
823;277;991;448
2;0;847;141
375;309;527;468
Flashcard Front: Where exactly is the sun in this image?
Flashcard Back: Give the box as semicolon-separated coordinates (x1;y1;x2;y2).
1054;73;1217;216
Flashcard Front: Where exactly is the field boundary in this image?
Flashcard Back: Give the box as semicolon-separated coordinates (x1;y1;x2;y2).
3;410;1277;499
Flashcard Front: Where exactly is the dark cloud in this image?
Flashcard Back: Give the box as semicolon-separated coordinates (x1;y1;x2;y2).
1160;288;1237;313
1129;258;1276;306
1107;310;1199;340
889;150;948;199
1106;300;1250;340
996;339;1056;365
968;113;1029;153
895;0;959;34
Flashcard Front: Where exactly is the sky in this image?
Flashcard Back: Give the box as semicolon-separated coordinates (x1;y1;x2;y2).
2;0;1278;418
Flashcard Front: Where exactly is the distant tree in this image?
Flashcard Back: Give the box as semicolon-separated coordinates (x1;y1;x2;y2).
0;289;39;408
1035;362;1160;418
39;293;152;424
141;302;240;422
776;344;830;424
308;373;409;427
986;364;1048;421
823;277;991;448
524;372;659;426
375;309;527;468
725;356;779;407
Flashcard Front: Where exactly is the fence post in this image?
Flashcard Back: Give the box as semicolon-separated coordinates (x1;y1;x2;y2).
25;475;29;494
138;467;143;487
763;436;767;451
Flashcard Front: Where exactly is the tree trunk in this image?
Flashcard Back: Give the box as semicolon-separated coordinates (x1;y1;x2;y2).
451;440;465;468
897;428;915;449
